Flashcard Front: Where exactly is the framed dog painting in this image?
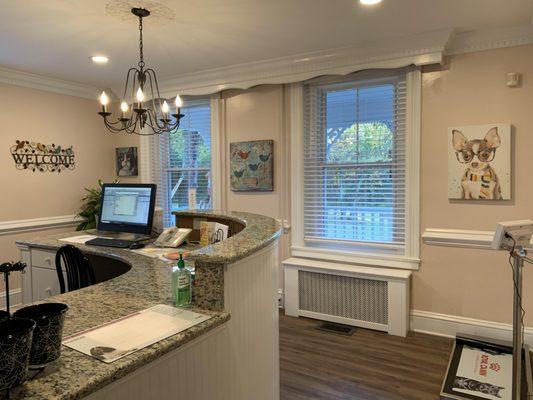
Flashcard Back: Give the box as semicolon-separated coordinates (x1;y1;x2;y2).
448;124;511;200
115;147;138;177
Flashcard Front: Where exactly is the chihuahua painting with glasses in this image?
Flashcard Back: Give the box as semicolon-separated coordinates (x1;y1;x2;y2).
448;124;511;200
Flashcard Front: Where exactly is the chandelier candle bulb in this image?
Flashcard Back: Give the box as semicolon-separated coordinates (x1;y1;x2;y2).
99;91;109;113
120;101;129;121
175;95;183;110
161;101;169;115
136;87;145;104
120;101;128;118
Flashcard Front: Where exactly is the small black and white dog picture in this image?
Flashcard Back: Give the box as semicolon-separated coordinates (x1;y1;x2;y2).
448;124;511;200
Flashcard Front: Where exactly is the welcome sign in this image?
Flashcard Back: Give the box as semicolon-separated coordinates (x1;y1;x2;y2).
10;140;75;173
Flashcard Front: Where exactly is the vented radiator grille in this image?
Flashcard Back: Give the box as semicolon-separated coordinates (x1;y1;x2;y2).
298;270;388;325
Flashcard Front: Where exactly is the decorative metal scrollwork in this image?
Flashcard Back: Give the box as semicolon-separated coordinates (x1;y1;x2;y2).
10;140;75;173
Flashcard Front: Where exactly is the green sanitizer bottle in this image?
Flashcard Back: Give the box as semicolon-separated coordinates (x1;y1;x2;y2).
172;254;191;307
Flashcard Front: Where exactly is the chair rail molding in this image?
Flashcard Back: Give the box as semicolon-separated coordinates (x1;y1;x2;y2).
156;29;453;96
422;227;533;250
0;215;78;236
0;65;111;100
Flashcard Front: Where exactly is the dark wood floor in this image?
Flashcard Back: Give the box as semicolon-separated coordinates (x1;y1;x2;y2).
279;313;453;400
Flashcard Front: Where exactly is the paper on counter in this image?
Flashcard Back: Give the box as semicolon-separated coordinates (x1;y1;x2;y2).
63;304;211;363
130;246;189;262
130;246;170;258
59;235;98;244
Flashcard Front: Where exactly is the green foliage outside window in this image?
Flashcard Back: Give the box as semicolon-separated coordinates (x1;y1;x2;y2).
324;122;394;209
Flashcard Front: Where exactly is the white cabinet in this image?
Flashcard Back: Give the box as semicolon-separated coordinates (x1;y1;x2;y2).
19;248;63;304
31;266;63;301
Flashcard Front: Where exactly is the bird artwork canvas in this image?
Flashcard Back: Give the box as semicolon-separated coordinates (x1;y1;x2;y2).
230;140;273;191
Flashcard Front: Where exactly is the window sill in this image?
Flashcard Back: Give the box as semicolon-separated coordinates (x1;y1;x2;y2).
290;245;420;270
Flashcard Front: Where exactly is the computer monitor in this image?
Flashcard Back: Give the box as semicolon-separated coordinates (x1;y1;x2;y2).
98;183;157;236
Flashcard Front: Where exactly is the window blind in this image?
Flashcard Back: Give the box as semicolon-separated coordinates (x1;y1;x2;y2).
303;72;407;250
149;98;212;226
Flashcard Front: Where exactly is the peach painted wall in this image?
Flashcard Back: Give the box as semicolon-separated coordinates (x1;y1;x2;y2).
221;86;292;286
415;44;533;324
0;83;120;290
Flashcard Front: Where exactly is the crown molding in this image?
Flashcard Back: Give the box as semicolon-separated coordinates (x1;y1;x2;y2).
157;28;453;96
446;24;533;55
4;23;533;99
0;66;112;100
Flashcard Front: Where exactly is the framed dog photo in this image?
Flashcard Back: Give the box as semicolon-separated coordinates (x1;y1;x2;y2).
115;147;138;177
448;124;511;200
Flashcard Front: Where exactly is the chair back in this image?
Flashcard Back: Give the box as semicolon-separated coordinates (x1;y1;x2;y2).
55;245;96;294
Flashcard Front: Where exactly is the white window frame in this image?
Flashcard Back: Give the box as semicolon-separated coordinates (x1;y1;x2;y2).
290;69;421;270
139;93;222;213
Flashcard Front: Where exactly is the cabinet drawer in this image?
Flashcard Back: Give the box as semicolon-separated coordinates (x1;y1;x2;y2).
31;249;57;270
31;266;63;301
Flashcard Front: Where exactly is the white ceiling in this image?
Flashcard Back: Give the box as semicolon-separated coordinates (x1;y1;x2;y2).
0;0;532;89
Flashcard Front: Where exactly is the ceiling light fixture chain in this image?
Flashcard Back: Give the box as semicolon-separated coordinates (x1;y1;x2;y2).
138;11;145;70
97;7;183;136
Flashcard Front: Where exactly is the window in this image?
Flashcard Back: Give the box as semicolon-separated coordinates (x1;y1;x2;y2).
293;69;420;266
150;98;213;226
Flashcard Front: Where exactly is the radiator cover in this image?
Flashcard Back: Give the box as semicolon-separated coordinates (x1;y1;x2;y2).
283;257;411;336
298;270;388;325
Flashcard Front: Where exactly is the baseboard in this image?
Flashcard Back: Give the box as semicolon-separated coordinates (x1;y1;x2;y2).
0;288;23;311
411;309;533;346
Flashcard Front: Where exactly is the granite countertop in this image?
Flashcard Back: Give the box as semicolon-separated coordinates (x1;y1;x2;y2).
172;210;282;263
11;211;281;399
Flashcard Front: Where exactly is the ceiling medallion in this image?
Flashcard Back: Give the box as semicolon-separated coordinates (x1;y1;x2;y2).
98;7;183;135
104;1;175;24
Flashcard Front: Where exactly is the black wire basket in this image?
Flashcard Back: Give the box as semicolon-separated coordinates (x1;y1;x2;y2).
14;303;69;368
0;318;36;392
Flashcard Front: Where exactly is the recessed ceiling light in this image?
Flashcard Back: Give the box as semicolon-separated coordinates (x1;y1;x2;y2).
91;55;109;64
360;0;382;5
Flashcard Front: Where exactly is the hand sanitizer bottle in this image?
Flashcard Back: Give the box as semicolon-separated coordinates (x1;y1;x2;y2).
172;254;191;307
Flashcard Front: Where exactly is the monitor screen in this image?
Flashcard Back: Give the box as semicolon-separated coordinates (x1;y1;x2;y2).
98;184;157;235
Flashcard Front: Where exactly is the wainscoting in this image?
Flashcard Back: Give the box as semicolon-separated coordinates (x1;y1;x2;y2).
0;288;22;310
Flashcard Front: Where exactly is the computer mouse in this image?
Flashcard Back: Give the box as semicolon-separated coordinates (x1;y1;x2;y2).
129;243;145;250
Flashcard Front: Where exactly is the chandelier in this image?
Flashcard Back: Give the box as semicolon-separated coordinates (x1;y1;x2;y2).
98;7;183;135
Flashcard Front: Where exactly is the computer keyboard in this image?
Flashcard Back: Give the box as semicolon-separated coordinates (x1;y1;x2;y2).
85;237;137;249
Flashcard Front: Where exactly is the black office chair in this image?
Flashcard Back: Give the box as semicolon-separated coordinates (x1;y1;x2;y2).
55;245;96;294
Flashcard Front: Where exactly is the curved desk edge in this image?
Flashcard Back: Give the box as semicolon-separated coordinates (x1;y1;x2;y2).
172;210;282;264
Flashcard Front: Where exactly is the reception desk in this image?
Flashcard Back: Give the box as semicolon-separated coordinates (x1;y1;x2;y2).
13;210;281;400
